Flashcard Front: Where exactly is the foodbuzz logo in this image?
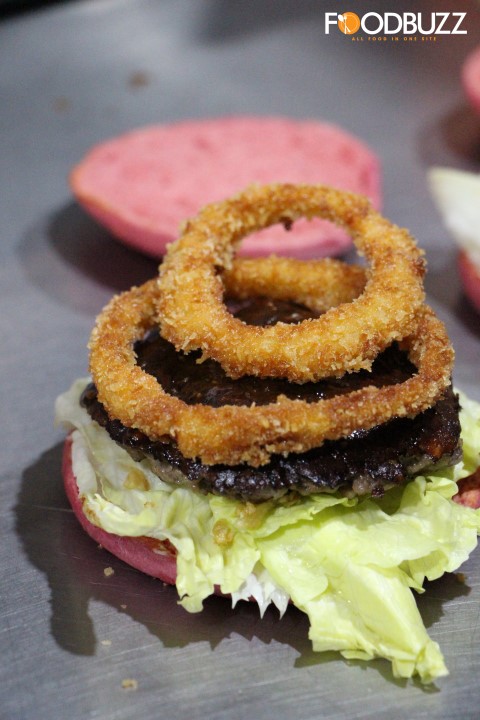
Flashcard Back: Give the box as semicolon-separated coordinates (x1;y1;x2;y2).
325;11;467;41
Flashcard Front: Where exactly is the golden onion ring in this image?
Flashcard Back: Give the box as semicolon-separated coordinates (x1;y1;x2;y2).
224;256;366;315
158;183;426;382
89;277;453;467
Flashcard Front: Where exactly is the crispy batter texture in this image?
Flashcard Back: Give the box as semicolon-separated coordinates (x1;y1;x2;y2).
158;184;426;382
89;278;453;467
224;256;366;314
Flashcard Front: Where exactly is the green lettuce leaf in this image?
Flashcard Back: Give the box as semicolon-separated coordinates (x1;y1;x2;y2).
56;380;480;683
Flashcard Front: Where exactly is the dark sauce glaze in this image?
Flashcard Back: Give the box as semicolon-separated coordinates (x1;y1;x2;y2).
135;298;416;408
82;297;461;502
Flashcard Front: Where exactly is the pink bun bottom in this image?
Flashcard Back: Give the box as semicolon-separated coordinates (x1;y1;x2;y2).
458;250;480;314
62;436;177;585
454;468;480;510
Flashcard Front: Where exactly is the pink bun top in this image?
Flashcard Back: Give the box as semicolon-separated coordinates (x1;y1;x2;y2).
71;117;381;259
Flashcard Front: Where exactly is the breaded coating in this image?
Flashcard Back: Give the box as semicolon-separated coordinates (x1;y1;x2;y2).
158;183;426;382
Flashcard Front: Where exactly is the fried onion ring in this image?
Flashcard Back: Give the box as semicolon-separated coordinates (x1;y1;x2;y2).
224;256;366;315
89;277;453;467
158;184;426;382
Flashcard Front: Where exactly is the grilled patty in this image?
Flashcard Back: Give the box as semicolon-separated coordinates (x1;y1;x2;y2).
82;298;462;502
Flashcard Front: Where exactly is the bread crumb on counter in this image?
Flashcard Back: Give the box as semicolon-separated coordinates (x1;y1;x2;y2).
121;678;138;691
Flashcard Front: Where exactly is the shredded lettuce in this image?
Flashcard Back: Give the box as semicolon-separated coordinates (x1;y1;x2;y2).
55;379;480;683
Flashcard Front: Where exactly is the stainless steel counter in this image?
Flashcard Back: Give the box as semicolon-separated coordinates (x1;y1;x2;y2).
1;1;480;718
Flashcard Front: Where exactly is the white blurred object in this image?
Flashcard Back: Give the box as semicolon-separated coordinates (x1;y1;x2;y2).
428;167;480;269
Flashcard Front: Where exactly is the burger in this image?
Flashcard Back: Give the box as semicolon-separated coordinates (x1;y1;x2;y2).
56;184;480;685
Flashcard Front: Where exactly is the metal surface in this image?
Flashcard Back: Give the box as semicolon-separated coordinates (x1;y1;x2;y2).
1;1;480;718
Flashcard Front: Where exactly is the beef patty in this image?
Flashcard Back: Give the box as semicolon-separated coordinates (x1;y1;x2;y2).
82;298;462;502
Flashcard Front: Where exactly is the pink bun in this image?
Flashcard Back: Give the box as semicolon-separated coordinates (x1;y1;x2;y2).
71;117;381;259
454;468;480;509
462;46;480;115
458;250;480;314
62;436;177;585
